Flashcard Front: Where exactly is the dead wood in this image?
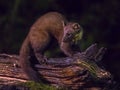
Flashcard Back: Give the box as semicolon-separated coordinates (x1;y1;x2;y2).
0;44;115;90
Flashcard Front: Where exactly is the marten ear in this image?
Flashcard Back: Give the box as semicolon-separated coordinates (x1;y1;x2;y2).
73;23;80;30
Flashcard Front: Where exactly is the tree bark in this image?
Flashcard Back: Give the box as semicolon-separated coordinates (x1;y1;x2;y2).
0;44;116;90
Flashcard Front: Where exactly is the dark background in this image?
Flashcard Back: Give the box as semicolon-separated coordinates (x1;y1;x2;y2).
0;0;120;83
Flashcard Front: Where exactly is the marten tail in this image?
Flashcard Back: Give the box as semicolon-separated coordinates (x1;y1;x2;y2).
19;37;40;82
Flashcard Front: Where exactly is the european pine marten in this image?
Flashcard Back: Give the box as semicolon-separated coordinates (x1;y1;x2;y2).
19;12;82;82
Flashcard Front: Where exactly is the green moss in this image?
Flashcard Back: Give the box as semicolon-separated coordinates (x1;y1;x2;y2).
23;81;57;90
77;60;99;78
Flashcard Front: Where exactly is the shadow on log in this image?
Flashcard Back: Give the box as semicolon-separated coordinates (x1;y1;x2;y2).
0;44;119;90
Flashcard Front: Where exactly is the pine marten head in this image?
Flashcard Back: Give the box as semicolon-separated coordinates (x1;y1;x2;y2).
63;22;83;43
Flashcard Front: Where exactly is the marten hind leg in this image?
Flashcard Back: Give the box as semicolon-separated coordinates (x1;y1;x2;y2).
30;32;50;63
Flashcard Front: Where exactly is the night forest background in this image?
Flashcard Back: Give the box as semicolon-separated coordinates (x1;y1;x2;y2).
0;0;120;83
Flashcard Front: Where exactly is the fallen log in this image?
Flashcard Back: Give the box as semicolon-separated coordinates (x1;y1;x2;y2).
0;44;118;90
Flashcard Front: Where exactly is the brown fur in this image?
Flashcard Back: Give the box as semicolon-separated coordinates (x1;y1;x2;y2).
19;12;81;82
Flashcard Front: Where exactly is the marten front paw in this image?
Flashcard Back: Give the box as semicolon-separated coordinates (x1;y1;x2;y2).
40;56;48;64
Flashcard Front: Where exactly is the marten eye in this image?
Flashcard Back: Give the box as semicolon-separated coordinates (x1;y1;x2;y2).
67;33;71;36
66;33;72;37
